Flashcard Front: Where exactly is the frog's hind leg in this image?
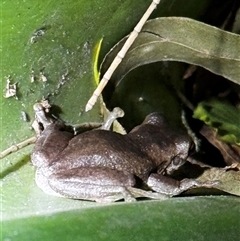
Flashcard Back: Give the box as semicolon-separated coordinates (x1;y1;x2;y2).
147;173;219;196
35;168;64;197
48;167;137;202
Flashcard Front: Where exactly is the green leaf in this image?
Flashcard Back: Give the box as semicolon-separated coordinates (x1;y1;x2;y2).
3;196;240;241
1;0;155;152
193;99;240;145
93;38;103;85
107;17;240;86
2;1;240;239
1;0;157;223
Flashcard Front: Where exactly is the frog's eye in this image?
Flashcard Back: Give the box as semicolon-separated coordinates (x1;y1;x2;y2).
165;156;186;175
172;156;185;167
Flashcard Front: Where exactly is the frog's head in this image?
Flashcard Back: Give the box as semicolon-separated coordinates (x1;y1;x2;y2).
129;113;192;170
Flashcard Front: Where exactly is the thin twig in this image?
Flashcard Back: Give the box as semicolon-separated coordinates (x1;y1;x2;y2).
85;0;161;112
0;136;37;159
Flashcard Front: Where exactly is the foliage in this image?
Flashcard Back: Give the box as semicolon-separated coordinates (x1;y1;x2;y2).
1;0;240;240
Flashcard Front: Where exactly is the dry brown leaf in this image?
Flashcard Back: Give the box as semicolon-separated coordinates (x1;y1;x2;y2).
196;165;240;196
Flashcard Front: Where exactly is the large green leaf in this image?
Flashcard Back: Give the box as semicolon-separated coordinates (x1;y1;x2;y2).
105;17;240;86
1;1;235;151
1;0;159;222
2;0;239;239
100;16;240;130
1;0;156;152
3;196;240;240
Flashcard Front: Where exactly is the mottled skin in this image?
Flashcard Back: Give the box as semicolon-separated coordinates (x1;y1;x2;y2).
32;108;214;202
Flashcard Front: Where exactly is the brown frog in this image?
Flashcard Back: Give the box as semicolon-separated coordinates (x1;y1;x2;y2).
31;104;216;202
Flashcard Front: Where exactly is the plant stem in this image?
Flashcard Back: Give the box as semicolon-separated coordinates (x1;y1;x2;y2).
0;136;37;159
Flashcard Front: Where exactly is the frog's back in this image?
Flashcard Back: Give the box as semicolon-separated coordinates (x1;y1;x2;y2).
51;129;155;180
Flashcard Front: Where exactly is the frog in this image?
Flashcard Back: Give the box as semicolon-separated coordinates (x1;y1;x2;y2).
31;103;217;202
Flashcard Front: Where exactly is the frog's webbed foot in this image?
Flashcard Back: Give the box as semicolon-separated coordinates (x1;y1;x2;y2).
47;167;137;203
100;107;124;130
147;174;219;196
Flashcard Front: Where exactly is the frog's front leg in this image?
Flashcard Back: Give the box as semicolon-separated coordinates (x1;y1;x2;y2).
31;103;74;168
47;167;137;202
147;174;219;196
33;103;52;129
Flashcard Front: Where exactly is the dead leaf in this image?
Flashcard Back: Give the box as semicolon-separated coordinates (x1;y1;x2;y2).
197;166;240;196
